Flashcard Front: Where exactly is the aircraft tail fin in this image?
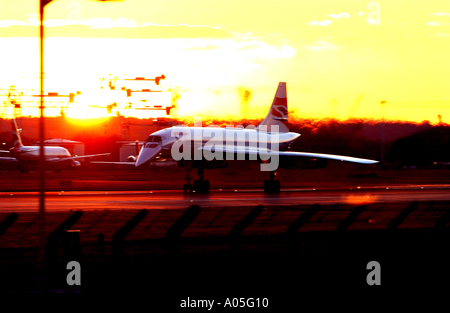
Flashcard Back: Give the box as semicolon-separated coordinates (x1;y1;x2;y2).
257;82;289;132
11;118;23;147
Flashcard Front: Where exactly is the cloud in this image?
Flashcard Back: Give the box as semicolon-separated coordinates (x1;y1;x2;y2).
305;39;339;52
183;45;222;51
307;20;333;27
80;18;137;29
430;32;449;38
427;12;450;26
0;18;219;30
0;19;28;27
237;44;261;51
429;12;450;16
427;21;450;26
0;17;138;29
329;13;351;19
306;13;350;27
142;22;221;30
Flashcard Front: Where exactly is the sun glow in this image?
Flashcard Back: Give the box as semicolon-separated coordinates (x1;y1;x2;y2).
1;1;450;124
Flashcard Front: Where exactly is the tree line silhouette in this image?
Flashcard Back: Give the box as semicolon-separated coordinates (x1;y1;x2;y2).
1;117;448;168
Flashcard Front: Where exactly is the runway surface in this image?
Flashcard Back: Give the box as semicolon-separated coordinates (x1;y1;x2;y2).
1;184;450;212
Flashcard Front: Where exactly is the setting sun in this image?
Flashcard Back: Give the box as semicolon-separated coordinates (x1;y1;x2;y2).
1;0;450;124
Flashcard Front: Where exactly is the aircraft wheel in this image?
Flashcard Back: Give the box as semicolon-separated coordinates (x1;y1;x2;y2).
275;180;281;192
193;179;210;193
183;184;193;193
263;180;280;193
193;180;201;192
263;180;269;193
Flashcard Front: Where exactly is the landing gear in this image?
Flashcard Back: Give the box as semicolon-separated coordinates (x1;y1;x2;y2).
193;178;210;193
182;161;210;193
183;183;193;193
263;171;280;193
183;160;193;193
193;166;210;193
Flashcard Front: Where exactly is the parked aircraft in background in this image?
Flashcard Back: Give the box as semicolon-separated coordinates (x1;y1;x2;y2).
0;119;110;172
98;82;378;193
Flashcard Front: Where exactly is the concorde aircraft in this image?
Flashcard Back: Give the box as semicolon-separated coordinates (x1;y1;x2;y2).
127;82;378;193
96;82;378;192
0;118;110;172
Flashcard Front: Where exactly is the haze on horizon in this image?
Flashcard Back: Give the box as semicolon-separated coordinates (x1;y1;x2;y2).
1;0;450;124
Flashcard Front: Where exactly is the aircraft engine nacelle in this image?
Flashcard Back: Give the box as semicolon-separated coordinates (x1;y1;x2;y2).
127;155;137;162
71;160;81;167
277;156;328;169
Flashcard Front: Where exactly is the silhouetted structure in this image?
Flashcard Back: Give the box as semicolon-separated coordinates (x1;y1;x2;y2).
97;233;105;256
229;205;263;253
112;209;148;257
388;202;418;230
336;205;367;232
166;205;200;255
0;213;18;237
285;204;320;252
45;211;83;265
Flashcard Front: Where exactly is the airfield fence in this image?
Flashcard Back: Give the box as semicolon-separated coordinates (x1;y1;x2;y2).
1;201;450;292
1;200;450;262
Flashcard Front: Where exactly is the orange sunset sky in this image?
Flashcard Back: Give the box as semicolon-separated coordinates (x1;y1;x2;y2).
1;0;450;123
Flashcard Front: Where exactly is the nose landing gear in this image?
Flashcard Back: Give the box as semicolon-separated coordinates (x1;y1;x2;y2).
193;178;210;193
183;160;193;192
193;166;210;193
183;182;193;193
182;161;210;193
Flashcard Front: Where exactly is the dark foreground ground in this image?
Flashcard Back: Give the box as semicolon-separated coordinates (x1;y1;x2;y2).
1;201;450;301
0;164;449;303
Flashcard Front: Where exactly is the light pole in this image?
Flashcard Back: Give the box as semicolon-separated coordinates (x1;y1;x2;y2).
38;0;51;266
38;0;123;287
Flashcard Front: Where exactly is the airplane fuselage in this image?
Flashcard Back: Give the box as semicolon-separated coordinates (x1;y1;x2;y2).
9;145;71;162
136;126;301;167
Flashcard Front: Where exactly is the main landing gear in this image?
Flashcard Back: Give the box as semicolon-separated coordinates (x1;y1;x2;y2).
183;161;210;193
263;171;280;193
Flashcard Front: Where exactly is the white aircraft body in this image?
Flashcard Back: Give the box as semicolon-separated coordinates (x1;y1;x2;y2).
0;119;110;172
128;82;378;193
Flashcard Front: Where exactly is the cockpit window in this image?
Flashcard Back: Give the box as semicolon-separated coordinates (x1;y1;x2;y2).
146;135;162;143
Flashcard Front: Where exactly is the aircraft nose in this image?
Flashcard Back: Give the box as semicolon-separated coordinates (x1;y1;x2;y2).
135;143;161;167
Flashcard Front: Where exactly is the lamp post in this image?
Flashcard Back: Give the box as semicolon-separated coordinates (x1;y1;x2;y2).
38;0;51;266
37;0;122;287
